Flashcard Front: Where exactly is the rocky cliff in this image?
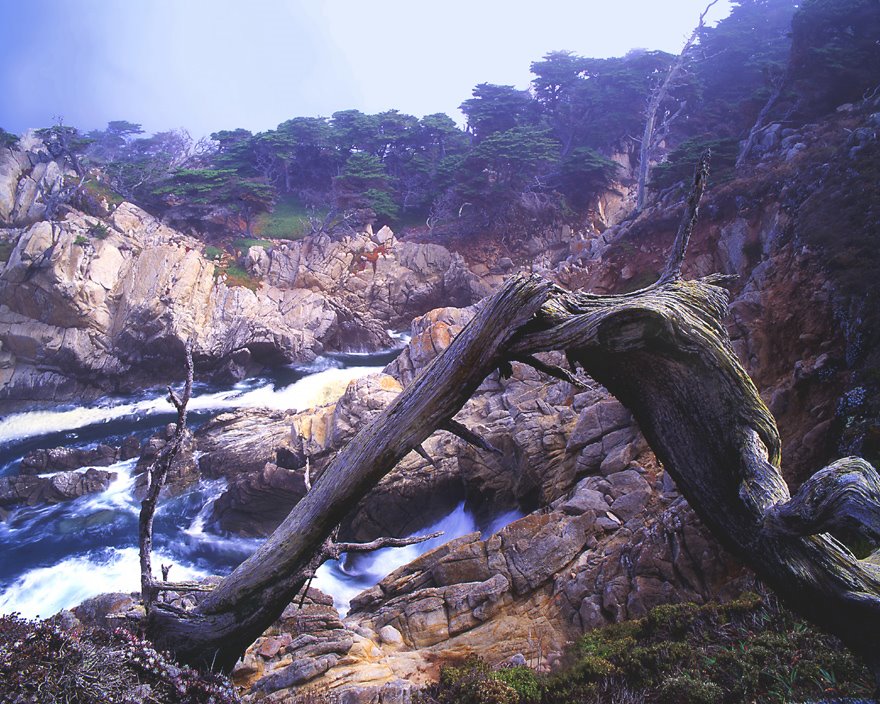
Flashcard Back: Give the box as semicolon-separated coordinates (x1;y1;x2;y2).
0;139;486;405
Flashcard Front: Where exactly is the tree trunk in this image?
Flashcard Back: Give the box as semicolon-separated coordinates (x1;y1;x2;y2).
148;162;880;689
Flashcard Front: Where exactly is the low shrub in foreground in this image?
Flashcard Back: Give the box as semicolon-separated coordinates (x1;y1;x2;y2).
420;592;874;704
0;613;239;703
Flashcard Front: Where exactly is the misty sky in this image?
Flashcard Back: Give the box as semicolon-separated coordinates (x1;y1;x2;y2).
0;0;731;138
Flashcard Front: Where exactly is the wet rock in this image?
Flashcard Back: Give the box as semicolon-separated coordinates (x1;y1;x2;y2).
197;409;298;479
133;427;197;493
0;467;116;507
212;462;307;537
19;441;132;475
555;479;610;515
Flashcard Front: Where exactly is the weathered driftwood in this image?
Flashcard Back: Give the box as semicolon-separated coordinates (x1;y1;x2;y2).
148;161;880;687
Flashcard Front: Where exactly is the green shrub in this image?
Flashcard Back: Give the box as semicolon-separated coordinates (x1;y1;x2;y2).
253;194;315;240
232;237;273;252
419;657;531;704
650;136;739;191
222;263;260;290
88;220;110;239
540;592;872;703
658;674;724;704
494;666;540;703
83;177;125;206
0;127;19;149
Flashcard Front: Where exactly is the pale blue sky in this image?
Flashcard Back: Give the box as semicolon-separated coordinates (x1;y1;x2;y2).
0;0;731;138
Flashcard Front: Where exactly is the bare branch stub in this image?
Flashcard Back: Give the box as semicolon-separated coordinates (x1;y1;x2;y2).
659;152;710;284
440;419;502;455
334;530;445;555
512;353;589;390
414;444;436;467
764;457;880;542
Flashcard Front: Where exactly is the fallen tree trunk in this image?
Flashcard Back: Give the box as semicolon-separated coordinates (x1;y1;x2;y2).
148;161;880;689
146;272;554;670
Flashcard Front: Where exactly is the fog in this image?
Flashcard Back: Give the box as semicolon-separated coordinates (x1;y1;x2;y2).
1;0;730;137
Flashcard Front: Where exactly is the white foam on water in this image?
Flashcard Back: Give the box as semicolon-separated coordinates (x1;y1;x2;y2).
180;478;263;561
485;508;524;537
387;329;412;345
313;502;524;615
80;458;140;514
0;363;381;446
183;478;227;540
242;366;377;411
0;546;207;619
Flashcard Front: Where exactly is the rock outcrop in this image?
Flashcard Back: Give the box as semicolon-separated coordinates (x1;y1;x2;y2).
0;132;72;228
20;436;140;474
233;464;743;702
0;467;116;507
194;304;648;540
0;202;484;404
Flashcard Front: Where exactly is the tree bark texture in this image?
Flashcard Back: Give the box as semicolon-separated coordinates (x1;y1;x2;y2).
147;166;880;685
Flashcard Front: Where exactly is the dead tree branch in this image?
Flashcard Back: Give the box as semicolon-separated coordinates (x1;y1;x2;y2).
659;152;710;283
511;353;589;390
139;340;194;610
440;419;503;455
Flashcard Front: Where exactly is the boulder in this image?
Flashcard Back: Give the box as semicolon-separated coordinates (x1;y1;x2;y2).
0;467;116;507
212;462;307;537
250;591;354;694
19;439;138;474
73;593;141;629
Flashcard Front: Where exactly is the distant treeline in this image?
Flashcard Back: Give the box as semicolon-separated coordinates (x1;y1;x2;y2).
2;0;877;240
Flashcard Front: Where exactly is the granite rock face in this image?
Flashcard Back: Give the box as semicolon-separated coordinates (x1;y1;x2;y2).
0;132;73;228
0;146;484;403
196;304;649;539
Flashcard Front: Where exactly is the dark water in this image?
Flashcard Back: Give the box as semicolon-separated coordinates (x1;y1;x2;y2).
0;345;524;618
0;355;382;617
